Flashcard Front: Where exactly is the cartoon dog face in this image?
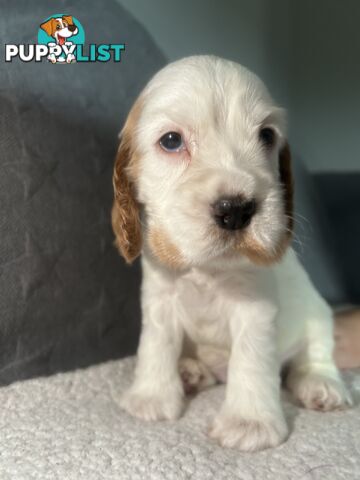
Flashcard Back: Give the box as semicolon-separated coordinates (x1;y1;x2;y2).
40;15;78;45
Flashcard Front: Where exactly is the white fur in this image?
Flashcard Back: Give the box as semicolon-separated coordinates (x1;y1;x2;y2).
118;56;351;452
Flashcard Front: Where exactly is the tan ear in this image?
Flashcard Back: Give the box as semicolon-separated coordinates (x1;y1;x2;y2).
278;142;294;237
62;15;74;26
111;102;142;264
40;18;56;37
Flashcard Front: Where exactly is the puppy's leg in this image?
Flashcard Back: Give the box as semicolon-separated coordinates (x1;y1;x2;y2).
209;298;288;452
286;302;352;411
120;298;184;421
179;357;217;394
197;345;230;384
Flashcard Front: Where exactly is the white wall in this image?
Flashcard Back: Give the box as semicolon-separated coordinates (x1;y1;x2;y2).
118;0;360;173
118;0;291;104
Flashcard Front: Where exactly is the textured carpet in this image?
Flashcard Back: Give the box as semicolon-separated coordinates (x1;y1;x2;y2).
0;357;359;480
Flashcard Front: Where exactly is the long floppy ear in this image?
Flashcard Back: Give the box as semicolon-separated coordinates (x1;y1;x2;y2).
62;15;74;26
111;101;142;264
40;18;56;37
278;142;294;238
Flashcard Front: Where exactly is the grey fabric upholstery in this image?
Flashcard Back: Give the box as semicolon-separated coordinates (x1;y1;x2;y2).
0;0;165;384
292;158;347;305
314;173;360;304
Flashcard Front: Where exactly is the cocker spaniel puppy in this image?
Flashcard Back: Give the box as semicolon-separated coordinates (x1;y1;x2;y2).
112;56;352;452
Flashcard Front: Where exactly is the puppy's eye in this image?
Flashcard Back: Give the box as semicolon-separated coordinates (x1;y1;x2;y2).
159;132;183;152
56;25;61;30
259;127;276;148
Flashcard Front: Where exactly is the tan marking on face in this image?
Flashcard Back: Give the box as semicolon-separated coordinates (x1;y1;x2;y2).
147;226;185;270
232;142;294;265
235;233;291;266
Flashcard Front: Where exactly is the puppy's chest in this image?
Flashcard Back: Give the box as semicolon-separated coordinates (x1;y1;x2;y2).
176;270;236;347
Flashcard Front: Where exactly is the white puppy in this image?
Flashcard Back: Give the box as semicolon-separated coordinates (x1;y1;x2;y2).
112;55;352;452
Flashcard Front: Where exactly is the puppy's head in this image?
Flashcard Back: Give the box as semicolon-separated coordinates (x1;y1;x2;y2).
40;15;78;44
112;56;293;269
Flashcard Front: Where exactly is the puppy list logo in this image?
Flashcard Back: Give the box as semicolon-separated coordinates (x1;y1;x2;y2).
5;14;125;64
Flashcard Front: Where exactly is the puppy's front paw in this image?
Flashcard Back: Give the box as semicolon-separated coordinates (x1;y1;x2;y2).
209;413;288;452
288;372;353;411
119;386;184;421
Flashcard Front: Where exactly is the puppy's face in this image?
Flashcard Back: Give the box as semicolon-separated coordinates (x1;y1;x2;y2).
112;56;293;269
40;16;78;45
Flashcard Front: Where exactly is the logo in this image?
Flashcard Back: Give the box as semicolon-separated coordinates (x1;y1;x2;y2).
5;14;125;64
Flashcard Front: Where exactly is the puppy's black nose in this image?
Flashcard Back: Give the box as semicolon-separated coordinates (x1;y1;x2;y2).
68;24;77;32
213;196;257;231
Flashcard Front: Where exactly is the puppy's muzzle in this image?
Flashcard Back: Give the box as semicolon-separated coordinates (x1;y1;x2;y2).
212;196;257;231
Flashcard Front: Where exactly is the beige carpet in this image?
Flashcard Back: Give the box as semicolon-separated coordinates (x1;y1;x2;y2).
1;357;359;480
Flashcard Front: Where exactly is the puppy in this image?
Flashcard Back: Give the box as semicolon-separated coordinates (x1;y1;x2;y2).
40;15;78;63
111;56;352;452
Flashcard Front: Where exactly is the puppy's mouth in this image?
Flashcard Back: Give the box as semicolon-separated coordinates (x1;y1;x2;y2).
210;196;257;248
58;35;66;46
208;212;291;266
